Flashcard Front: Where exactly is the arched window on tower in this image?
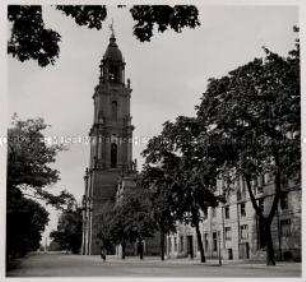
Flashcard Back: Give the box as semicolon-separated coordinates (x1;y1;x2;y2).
109;65;120;83
111;101;118;122
111;143;117;168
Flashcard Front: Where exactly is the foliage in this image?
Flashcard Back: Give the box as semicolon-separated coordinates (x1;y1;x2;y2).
50;205;83;254
195;31;300;265
138;165;177;260
7;115;75;209
96;203;117;254
142;116;221;263
56;5;107;29
139;165;176;233
130;5;200;42
6;116;75;267
113;186;156;242
8;5;200;67
8;6;61;67
7;186;49;262
97;185;156;258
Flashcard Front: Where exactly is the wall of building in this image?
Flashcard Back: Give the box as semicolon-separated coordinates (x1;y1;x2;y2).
166;177;301;262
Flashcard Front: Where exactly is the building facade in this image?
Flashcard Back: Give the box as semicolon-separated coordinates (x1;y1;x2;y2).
166;175;301;261
81;32;136;255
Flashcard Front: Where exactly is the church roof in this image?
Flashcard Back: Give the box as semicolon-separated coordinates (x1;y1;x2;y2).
103;34;124;62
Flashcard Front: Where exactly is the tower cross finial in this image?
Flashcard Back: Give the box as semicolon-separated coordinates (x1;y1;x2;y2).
109;18;115;37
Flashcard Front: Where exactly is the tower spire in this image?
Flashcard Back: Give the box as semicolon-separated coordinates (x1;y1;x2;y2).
109;18;115;39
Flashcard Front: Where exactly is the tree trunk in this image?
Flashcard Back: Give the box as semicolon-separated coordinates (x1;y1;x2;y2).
121;240;126;259
138;240;144;260
195;221;206;263
262;219;276;266
160;230;165;261
245;175;278;266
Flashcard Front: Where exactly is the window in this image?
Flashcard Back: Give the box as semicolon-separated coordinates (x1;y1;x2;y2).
259;174;265;191
237;187;241;201
179;236;184;252
228;248;233;260
225;227;232;241
174;237;177;252
197;235;203;251
240;203;246;217
168;237;172;253
257;185;263;194
280;192;289;210
224;206;230;219
241;180;247;198
280;219;291;237
109;65;120;83
204;233;209;251
240;224;248;240
111;101;118;121
213;232;218;251
252;177;258;189
212;207;216;218
111;143;117;168
258;198;264;212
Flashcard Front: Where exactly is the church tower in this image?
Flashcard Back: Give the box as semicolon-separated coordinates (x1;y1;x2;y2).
82;31;135;255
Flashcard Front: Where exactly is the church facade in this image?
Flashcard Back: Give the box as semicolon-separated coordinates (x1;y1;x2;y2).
81;32;136;255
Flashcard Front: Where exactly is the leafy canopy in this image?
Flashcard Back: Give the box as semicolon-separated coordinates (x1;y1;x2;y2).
7;115;75;209
8;5;200;67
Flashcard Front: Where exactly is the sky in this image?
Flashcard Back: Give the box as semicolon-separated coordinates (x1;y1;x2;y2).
8;5;298;240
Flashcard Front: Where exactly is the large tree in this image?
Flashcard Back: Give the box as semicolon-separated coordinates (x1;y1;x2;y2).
7;186;49;263
97;186;156;259
8;5;200;67
139;165;177;260
142;116;221;263
7;115;75;208
7;116;74;264
196;31;300;265
113;186;156;259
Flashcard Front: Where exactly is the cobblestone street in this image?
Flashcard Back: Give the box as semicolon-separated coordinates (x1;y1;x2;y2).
7;253;302;278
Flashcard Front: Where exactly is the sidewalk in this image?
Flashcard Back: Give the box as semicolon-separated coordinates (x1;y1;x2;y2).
90;255;300;268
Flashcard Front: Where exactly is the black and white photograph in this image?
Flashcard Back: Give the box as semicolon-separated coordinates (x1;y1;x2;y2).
3;2;303;279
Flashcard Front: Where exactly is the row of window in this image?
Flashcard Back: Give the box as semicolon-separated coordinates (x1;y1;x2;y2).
210;193;289;220
169;218;292;253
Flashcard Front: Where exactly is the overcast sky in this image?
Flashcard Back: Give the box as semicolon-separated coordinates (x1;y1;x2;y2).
8;5;298;238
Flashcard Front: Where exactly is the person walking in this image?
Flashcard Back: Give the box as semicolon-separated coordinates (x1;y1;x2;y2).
100;246;106;262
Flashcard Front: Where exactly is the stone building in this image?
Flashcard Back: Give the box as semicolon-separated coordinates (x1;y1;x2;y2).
166;174;301;261
81;31;136;255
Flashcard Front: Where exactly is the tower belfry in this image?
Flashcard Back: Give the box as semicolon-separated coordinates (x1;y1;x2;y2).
82;31;135;255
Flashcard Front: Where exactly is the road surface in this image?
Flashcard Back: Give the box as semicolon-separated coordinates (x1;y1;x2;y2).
7;253;302;278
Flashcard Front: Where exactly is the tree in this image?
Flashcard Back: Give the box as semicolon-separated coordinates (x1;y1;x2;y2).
139;165;177;260
8;5;200;67
50;205;83;254
97;203;118;256
7;115;75;208
142;116;221;263
195;31;300;265
6;116;74;265
111;186;157;260
6;186;49;265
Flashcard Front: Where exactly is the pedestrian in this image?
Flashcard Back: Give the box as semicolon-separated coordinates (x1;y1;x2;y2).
100;247;106;262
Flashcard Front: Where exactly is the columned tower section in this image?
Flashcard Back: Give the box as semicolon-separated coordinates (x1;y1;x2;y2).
82;33;134;255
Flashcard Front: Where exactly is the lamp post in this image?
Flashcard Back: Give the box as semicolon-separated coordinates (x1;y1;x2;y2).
218;231;222;266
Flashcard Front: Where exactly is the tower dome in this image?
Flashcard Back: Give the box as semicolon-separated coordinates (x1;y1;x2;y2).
103;34;124;62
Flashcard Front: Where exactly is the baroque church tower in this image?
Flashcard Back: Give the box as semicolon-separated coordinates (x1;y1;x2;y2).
82;31;135;255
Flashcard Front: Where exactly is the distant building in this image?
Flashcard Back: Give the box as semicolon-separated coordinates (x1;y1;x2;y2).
81;31;136;255
166;175;301;261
